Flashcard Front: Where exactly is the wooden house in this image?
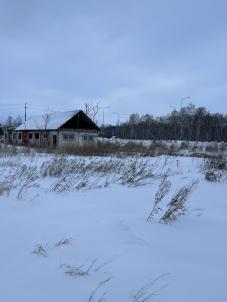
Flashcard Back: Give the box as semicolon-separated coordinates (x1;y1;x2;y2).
4;110;100;148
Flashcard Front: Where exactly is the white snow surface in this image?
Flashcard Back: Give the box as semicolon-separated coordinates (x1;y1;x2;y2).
0;153;226;302
15;110;80;131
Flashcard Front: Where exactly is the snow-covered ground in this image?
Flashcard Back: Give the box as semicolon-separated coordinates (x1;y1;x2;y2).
0;152;226;302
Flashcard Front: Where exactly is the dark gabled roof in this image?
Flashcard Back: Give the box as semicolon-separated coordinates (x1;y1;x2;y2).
15;110;99;131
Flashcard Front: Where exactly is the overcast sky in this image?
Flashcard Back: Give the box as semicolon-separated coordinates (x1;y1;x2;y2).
0;0;227;124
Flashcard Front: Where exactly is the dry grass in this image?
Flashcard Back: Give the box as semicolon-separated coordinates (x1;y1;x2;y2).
88;278;111;302
202;153;227;182
55;238;73;247
147;172;171;222
1;165;39;200
61;260;97;277
0;152;157;198
48;156;155;193
32;244;47;257
159;180;198;224
61;258;112;278
2;139;227;158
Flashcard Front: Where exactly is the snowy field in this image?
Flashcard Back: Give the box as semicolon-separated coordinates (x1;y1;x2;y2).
0;151;226;301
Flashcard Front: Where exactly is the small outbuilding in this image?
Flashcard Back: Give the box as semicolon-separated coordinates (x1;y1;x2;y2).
4;110;100;148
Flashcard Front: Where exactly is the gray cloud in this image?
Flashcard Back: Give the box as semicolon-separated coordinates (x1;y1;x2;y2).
0;0;227;123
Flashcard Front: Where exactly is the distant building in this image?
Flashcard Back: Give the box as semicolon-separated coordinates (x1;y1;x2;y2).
4;110;100;148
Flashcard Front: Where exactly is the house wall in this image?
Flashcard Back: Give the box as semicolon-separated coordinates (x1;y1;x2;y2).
58;129;98;148
4;130;16;144
8;129;98;148
10;131;48;146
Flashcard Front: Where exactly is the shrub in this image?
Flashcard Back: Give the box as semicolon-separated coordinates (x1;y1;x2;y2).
203;154;226;170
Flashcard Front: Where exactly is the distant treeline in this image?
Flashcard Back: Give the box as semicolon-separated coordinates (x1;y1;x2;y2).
0;115;22;136
101;104;227;142
0;115;22;129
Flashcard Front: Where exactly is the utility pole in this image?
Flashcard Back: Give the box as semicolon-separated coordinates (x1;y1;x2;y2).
24;103;27;122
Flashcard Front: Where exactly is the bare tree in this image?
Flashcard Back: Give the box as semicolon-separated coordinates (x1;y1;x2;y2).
85;101;101;123
42;112;52;129
34;110;53;146
4;115;22;128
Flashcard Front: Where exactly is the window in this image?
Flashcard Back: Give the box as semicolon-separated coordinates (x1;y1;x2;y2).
43;134;48;139
13;133;16;140
62;133;75;140
28;133;33;139
82;135;94;142
35;133;40;140
18;133;22;140
4;133;7;139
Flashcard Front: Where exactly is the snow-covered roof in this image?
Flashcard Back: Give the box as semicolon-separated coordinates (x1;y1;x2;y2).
15;110;80;131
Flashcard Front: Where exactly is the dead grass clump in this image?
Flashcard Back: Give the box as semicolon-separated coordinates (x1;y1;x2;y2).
61;258;112;278
32;244;47;257
51;172;99;193
203;153;226;170
119;157;154;187
62;261;96;277
47;156;155;192
40;157;121;178
16;166;39;200
1;165;40;199
147;172;171;222
88;278;111;302
55;238;73;247
0;158;21;168
2;167;21;196
159;180;198;224
40;157;70;177
131;274;169;302
87;274;168;302
202;153;227;182
205;171;221;182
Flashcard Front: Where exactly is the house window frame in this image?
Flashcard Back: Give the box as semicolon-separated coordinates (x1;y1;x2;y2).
28;133;33;140
82;134;94;142
62;133;75;141
18;133;22;140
